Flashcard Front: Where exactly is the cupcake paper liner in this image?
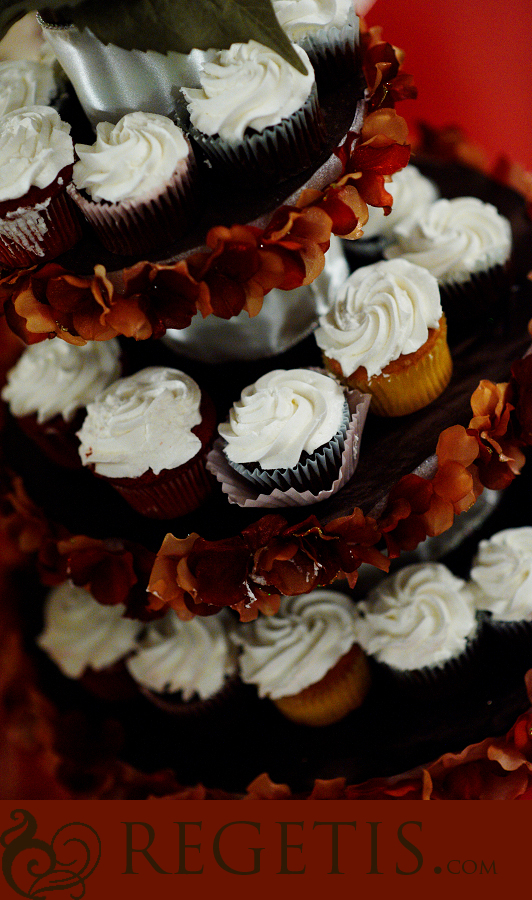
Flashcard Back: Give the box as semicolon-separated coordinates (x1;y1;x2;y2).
137;673;247;720
299;16;359;85
15;408;85;470
206;388;370;508
0;184;82;268
187;85;326;185
439;262;512;342
67;152;197;256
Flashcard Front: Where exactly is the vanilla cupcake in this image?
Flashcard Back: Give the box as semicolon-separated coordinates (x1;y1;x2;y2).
68;111;197;256
233;589;371;726
0;59;58;116
353;562;478;686
315;258;452;416
0;105;82;267
1;338;121;468
181;40;325;183
76;366;216;518
126;609;238;715
384;196;513;335
37;581;142;684
272;0;358;82
469;527;532;636
218;367;350;494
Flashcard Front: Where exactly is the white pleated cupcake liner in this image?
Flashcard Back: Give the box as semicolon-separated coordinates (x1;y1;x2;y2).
186;85;326;184
206;388;370;508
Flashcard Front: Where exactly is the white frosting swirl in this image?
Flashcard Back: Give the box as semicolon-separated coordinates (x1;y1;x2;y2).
73;111;191;203
384;196;512;284
273;0;354;40
126;610;236;701
314;258;442;378
37;581;142;679
0;59;57;116
218;368;346;470
353;563;477;670
1;338;121;423
182;40;314;142
469;527;532;621
77;366;203;479
361;165;439;241
0;105;74;202
233;589;359;698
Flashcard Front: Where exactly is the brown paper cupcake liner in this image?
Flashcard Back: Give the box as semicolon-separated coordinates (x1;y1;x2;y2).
186;86;326;185
15;408;85;470
439;262;513;342
0;185;82;268
137;673;245;719
299;17;359;85
272;642;371;727
67;153;197;256
206;388;370;508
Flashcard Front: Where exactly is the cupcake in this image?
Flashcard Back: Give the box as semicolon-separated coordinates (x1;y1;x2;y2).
352;562;478;687
68;111;197;256
272;0;359;83
1;337;122;468
0;58;58;116
233;589;371;726
37;581;142;698
217;367;351;495
76;366;217;518
125;609;238;715
469;527;532;629
314;258;452;416
0;105;82;267
384;196;513;335
181;40;325;184
343;164;439;266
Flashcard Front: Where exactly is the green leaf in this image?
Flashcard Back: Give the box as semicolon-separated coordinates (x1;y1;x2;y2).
0;0;306;74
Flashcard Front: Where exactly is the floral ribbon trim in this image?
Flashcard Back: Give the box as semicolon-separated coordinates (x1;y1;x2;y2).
0;24;414;346
2;361;532;622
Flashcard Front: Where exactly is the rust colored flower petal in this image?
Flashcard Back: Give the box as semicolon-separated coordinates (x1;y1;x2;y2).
436;424;479;468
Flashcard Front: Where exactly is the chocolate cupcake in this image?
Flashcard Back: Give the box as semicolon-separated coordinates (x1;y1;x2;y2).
181;40;325;184
384;196;513;337
76;366;217;518
315;258;452;416
1;338;122;468
232;588;371;726
0;105;82;267
272;0;359;84
68;111;197;256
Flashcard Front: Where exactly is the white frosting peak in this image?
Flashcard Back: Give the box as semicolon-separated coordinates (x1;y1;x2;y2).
73;111;190;203
1;338;121;423
353;563;477;671
182;40;314;142
273;0;354;41
361;165;439;241
219;368;346;470
469;527;532;622
233;589;359;698
314;258;442;378
0;59;57;117
0;105;73;202
126;610;236;701
77;366;203;479
384;196;512;284
37;581;142;679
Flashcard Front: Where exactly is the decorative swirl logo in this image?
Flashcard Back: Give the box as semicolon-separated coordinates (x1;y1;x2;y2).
1;809;101;899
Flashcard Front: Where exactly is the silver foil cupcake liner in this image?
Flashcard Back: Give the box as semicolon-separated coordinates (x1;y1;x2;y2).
206;388;370;508
186;85;326;184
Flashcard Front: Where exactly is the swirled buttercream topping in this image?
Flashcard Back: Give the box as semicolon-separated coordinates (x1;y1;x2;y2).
126;610;236;701
233;589;359;699
0;105;73;202
72;111;190;203
384;196;512;283
361;165;439;241
353;563;477;670
77;366;203;479
314;258;442;379
273;0;354;41
1;338;121;423
0;59;57;116
182;40;314;142
37;581;142;679
469;527;532;621
218;368;346;470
